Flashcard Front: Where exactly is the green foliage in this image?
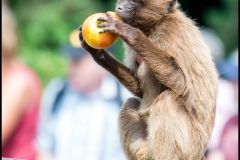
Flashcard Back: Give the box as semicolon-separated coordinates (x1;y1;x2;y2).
8;0;119;87
203;0;238;58
18;47;68;87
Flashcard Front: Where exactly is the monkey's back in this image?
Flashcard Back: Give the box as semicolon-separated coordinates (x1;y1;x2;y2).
141;9;218;159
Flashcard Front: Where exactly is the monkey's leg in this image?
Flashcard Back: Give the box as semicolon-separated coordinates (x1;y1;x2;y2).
119;97;149;160
78;26;143;97
147;90;205;160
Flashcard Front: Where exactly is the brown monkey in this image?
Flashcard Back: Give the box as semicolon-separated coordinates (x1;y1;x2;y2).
79;0;218;159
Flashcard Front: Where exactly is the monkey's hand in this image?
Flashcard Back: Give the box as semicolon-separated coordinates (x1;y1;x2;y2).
97;13;144;48
79;25;143;98
78;25;105;60
97;12;123;35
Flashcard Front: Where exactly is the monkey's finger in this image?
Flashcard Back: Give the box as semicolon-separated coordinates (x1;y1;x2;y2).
97;22;109;28
99;30;106;34
99;28;111;34
81;40;104;56
81;39;91;50
78;25;82;31
99;27;117;34
78;31;83;41
81;39;97;51
97;17;108;22
106;12;114;19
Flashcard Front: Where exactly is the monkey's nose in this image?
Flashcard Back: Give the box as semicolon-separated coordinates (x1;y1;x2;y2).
117;7;122;10
115;7;123;18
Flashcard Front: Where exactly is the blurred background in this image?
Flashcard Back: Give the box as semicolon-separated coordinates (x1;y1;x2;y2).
2;0;238;160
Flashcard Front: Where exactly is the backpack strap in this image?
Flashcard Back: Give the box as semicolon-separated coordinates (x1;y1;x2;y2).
115;79;124;108
51;80;68;114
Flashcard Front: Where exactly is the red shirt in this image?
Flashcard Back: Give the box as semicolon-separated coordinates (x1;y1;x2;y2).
219;115;238;160
2;64;42;160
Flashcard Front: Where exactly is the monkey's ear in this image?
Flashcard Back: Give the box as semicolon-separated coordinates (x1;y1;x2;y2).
166;0;177;14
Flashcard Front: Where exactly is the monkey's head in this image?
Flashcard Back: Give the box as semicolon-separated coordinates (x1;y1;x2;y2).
115;0;178;31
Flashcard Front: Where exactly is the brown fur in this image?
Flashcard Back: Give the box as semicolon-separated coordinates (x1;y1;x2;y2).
79;0;218;159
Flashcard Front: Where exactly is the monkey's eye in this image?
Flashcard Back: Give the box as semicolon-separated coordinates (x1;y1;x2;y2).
131;0;142;5
131;0;138;3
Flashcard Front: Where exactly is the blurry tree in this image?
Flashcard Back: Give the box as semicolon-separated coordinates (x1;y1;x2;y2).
203;0;238;58
8;0;106;86
179;0;222;26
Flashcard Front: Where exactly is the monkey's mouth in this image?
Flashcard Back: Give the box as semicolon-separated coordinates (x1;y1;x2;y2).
136;54;145;65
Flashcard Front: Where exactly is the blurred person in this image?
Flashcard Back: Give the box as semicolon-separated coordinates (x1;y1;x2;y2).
200;28;238;159
207;114;238;160
2;2;42;160
36;29;130;160
218;48;238;107
216;49;238;160
218;114;238;160
206;48;238;160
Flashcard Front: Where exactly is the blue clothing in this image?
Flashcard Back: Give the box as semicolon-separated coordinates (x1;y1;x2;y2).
37;75;131;160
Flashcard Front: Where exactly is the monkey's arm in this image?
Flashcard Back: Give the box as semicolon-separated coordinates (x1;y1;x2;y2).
98;13;187;97
79;27;143;98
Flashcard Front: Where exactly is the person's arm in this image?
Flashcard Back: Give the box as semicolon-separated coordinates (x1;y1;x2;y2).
2;75;32;146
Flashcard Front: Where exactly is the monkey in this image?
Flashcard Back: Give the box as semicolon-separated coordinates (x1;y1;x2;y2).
78;0;219;159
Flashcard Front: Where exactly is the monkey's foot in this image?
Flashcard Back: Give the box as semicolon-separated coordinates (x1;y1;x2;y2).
136;150;148;160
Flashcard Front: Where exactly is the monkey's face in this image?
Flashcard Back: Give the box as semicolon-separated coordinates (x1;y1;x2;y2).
115;0;141;26
115;0;177;30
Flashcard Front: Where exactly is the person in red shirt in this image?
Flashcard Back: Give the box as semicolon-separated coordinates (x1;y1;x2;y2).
219;115;238;160
2;2;42;160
